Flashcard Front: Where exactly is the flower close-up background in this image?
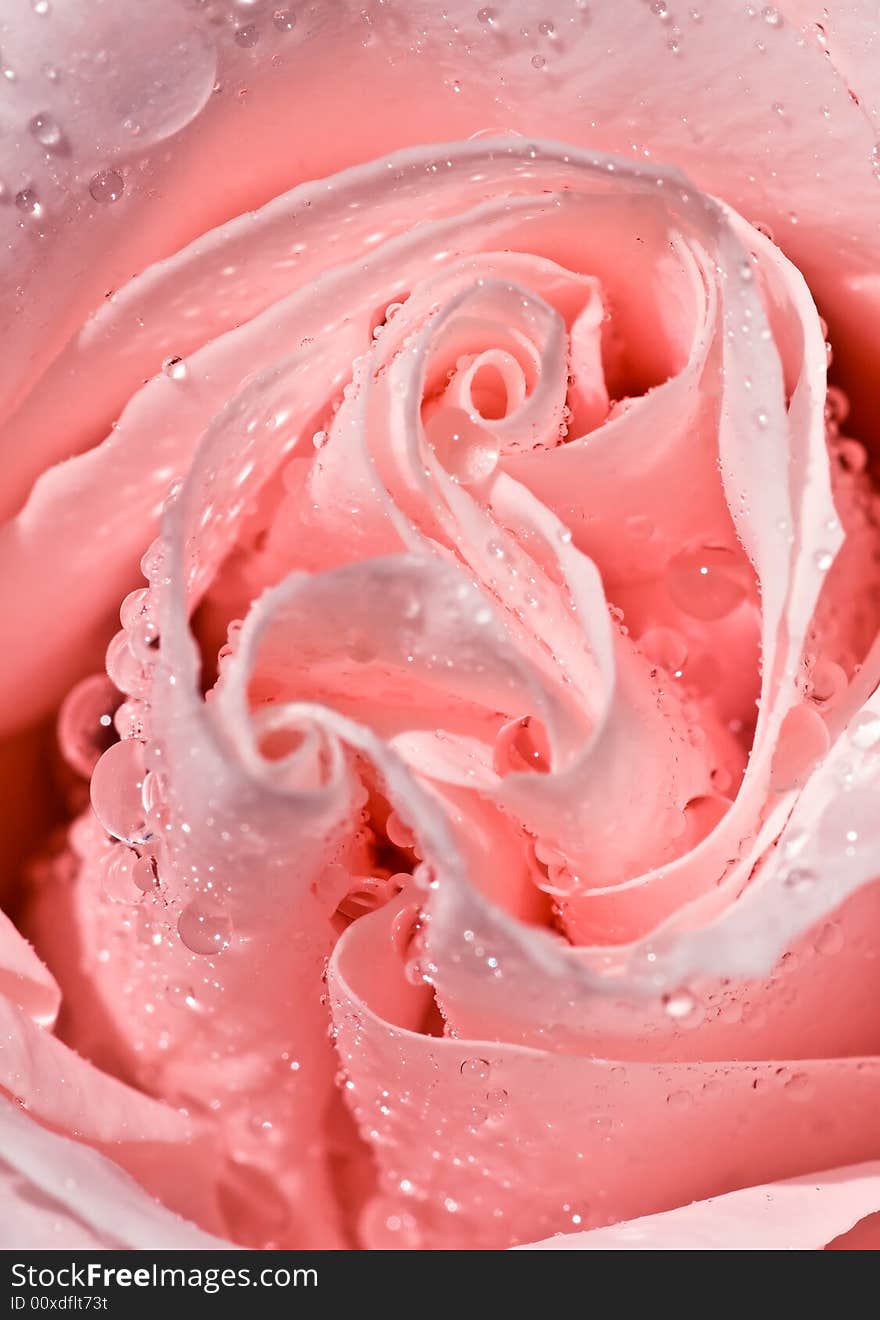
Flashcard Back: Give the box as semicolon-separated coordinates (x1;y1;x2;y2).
2;0;880;1252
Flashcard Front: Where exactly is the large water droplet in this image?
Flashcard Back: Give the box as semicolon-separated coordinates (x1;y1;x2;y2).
234;23;260;47
58;674;120;777
493;715;551;776
90;740;148;843
132;854;159;893
28;112;64;150
424;407;499;486
102;848;139;904
665;544;749;620
805;658;847;708
177;902;232;956
89;169;124;204
662;989;697;1020
459;1057;491;1081
162;355;187;381
14;187;41;216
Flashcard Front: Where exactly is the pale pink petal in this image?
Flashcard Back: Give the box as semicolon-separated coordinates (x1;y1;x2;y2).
0;1095;230;1250
517;1163;880;1251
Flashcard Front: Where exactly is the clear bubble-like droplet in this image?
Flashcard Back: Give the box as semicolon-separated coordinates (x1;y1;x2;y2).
90;740;148;843
89;169;124;204
177;902;232;956
459;1057;491;1081
665;544;750;620
28;112;63;149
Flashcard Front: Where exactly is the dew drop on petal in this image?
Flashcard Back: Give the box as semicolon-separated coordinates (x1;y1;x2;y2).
102;849;139;904
14;187;41;216
849;710;880;752
666;1089;693;1111
459;1057;491;1081
782;866;815;894
162;355;187;380
177;902;233;956
639;626;688;676
805;658;847;708
272;9;297;31
234;23;260;47
89;169;125;204
665;544;750;620
28;112;64;149
132;854;159;892
493;715;551;776
814;921;844;956
662;989;697;1020
818;788;877;858
90;740;148;843
58;674;120;777
783;1071;812;1101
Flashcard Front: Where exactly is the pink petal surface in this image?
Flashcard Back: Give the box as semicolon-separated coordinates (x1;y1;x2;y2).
2;0;880;1254
517;1163;880;1251
0;1095;230;1250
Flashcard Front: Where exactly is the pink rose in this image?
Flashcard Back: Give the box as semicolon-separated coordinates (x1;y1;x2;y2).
2;0;880;1250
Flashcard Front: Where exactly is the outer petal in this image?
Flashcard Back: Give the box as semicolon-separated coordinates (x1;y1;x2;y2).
517;1164;880;1251
0;1095;230;1250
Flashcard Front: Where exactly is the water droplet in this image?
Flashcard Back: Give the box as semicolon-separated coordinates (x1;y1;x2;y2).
782;866;815;894
805;658;847;708
818;788;877;858
425;407;499;485
666;1089;693;1111
90;740;148;843
360;1199;422;1249
132;854;159;892
639;626;688;676
162;355;187;380
531;54;546;69
101;849;140;904
665;544;750;620
28;112;63;150
459;1057;491;1081
849;710;880;753
234;23;260;47
493;715;551;776
813;549;833;572
58;674;120;777
272;8;296;30
311;429;328;449
761;5;782;25
814;921;844;956
89;169;124;204
14;187;41;216
663;989;697;1020
32;0;51;12
177;902;232;956
783;1071;812;1100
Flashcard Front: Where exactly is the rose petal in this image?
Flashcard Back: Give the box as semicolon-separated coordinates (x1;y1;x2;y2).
516;1162;880;1251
